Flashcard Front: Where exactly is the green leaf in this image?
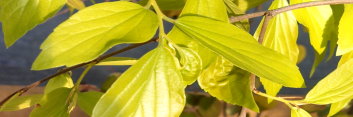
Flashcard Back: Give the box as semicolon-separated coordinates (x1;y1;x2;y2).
290;0;333;54
291;107;312;117
30;88;76;117
199;56;259;112
101;73;121;92
232;0;268;12
305;59;353;104
96;57;137;66
309;51;326;77
329;98;351;116
0;0;66;47
175;47;202;85
67;0;86;10
44;73;74;94
139;0;186;10
338;51;353;66
32;1;158;70
0;94;43;111
254;0;299;100
77;91;103;116
175;15;304;88
337;5;353;55
92;45;186;117
181;0;229;22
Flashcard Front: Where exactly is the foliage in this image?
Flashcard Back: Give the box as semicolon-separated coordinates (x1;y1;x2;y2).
1;0;353;117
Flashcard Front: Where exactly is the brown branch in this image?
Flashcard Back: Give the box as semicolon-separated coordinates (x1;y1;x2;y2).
0;39;156;106
230;0;353;23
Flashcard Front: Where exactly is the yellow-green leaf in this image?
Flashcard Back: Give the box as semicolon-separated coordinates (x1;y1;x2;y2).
290;0;333;54
232;0;268;12
96;57;137;66
175;15;304;88
329;98;351;116
199;56;259;112
67;0;86;10
0;94;43;111
291;107;312;117
305;59;353;104
181;0;229;22
77;91;103;116
139;0;186;10
0;0;66;47
254;0;299;100
44;73;74;94
32;1;158;70
176;47;202;85
337;5;353;55
338;51;353;66
92;45;186;117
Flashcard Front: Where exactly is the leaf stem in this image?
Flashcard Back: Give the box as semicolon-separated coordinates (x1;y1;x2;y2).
253;89;299;108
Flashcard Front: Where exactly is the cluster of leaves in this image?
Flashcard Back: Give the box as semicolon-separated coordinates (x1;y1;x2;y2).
0;0;353;117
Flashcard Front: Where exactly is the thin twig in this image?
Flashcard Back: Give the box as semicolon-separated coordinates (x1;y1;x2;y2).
230;0;353;23
0;39;156;106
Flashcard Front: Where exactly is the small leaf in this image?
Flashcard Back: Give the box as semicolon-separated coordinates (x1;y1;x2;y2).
305;59;353;104
309;51;326;77
77;91;103;116
0;0;66;47
290;0;333;54
0;94;43;111
199;56;259;112
32;1;158;70
175;15;304;88
329;98;351;116
181;0;229;22
30;88;76;117
337;5;353;55
291;107;312;117
101;73;121;92
92;45;186;117
96;57;137;66
175;47;202;85
44;73;74;94
254;0;299;100
67;0;86;10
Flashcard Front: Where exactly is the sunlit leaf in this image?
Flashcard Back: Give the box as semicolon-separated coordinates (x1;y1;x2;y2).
30;88;76;117
254;0;299;100
32;1;158;70
337;5;353;55
290;0;333;54
67;0;86;10
77;91;103;116
181;0;228;22
232;0;268;12
96;57;137;66
0;94;42;111
338;51;353;66
291;107;312;117
44;73;74;94
175;15;304;88
329;98;351;116
101;73;121;92
305;59;353;104
199;56;259;112
139;0;186;10
0;0;66;47
92;45;186;117
175;47;202;85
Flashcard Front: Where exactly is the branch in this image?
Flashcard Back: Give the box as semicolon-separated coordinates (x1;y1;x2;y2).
0;39;156;106
230;0;353;23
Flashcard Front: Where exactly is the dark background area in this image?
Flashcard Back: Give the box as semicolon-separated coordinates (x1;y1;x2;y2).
0;1;341;95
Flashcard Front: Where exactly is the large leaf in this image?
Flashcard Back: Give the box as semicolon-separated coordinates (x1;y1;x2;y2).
305;59;353;104
181;0;228;22
77;91;103;116
175;15;304;88
290;0;333;54
0;94;42;111
329;98;351;116
92;45;186;117
0;0;66;47
30;88;76;117
291;107;312;117
199;56;259;112
44;73;74;94
232;0;268;12
254;0;299;100
32;1;158;70
139;0;186;10
337;5;353;55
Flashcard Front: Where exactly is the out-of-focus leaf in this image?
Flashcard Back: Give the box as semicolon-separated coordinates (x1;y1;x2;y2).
0;94;43;111
305;59;353;104
77;91;103;116
139;0;186;10
30;88;76;117
309;51;326;77
96;57;137;66
101;73;121;92
254;0;299;101
290;0;333;54
199;56;259;112
45;73;74;94
176;47;202;85
337;5;353;55
67;0;86;10
291;107;312;117
329;98;351;116
232;0;268;12
175;15;304;88
92;45;186;117
32;1;158;70
327;5;344;60
0;0;66;47
298;44;307;63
